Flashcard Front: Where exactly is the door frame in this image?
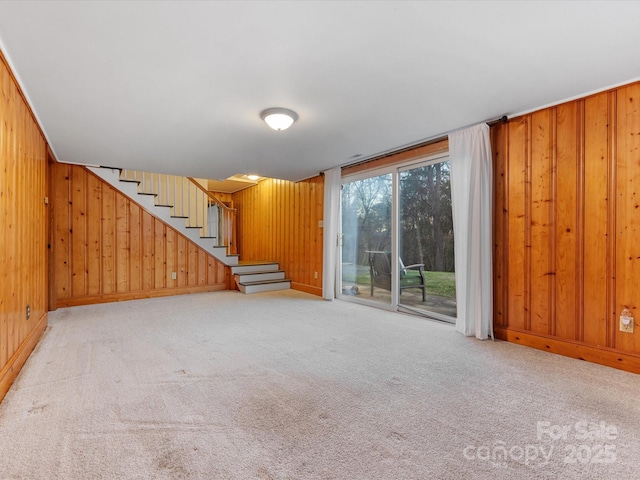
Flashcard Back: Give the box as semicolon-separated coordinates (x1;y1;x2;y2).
337;152;454;322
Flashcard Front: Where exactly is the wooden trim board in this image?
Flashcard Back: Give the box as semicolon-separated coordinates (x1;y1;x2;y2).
0;313;48;403
495;327;640;374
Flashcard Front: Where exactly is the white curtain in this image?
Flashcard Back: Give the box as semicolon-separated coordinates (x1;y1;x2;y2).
449;123;493;339
322;167;342;300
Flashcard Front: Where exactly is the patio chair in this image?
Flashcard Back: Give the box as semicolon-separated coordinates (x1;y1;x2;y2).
367;251;427;301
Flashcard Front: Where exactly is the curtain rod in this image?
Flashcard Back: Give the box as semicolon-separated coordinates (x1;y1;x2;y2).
335;115;508;173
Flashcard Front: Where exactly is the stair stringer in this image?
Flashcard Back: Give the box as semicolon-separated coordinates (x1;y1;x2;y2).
88;166;238;266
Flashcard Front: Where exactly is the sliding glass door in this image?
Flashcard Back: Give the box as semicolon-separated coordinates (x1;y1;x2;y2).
340;173;393;306
339;156;456;322
399;161;456;320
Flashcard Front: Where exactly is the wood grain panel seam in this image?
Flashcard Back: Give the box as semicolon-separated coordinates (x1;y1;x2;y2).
99;181;104;293
66;166;73;298
127;198;131;292
47;154;57;310
502;124;511;328
576;99;585;342
82;170;89;295
524;116;532;331
607;90;617;349
549;108;558;336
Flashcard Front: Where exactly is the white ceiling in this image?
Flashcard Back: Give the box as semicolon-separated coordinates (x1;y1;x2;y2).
1;1;639;182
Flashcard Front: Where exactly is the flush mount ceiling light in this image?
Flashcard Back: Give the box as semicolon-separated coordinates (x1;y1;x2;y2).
247;174;260;181
260;107;298;131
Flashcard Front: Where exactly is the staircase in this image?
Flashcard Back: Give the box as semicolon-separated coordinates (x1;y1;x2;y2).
90;166;239;265
231;261;291;294
89;166;291;294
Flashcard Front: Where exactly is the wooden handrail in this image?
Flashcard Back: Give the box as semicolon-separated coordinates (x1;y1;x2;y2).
187;178;238;255
187;177;237;213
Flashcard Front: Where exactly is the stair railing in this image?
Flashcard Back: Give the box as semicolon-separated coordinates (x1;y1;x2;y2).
187;177;237;255
120;170;237;254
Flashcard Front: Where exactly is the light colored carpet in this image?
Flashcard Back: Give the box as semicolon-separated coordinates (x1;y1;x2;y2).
0;290;639;480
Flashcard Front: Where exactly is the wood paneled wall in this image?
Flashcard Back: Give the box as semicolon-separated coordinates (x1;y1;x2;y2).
493;81;640;373
52;164;229;307
232;177;324;296
0;52;48;402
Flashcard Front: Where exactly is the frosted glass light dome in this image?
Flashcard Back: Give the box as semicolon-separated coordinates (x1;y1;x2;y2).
260;108;298;131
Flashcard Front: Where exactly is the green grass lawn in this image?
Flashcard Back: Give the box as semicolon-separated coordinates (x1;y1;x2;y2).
343;266;456;299
422;271;456;298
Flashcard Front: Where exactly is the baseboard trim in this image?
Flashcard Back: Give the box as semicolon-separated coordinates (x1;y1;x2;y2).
0;312;48;403
494;327;640;374
56;284;229;308
291;282;322;296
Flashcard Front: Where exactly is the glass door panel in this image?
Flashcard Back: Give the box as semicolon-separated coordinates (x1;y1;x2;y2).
341;173;393;306
399;161;457;320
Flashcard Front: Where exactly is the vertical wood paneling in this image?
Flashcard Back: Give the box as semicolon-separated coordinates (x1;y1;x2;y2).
198;250;207;286
102;187;116;294
575;100;585;342
0;53;48;402
52;165;229;306
87;174;102;295
162;228;175;288
6;77;17;355
142;211;154;291
607;92;618;349
177;235;186;287
615;84;640;353
232;176;324;295
71;166;87;297
554;102;578;340
154;219;165;290
302;182;309;285
187;242;197;286
129;202;141;292
2;81;7;363
116;195;129;293
312;177;323;283
207;255;217;284
529;110;553;335
54;164;71;300
506;119;527;331
290;182;298;282
494;80;640;370
583;92;609;346
492;123;508;327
